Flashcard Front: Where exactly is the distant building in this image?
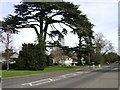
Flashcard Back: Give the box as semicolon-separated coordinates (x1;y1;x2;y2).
0;52;19;64
64;57;77;66
53;55;78;66
10;53;19;64
10;53;19;59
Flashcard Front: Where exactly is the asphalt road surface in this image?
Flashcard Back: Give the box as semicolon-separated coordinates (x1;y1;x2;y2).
2;63;119;89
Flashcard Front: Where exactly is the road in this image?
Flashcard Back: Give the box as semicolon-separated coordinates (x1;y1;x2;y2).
2;63;119;89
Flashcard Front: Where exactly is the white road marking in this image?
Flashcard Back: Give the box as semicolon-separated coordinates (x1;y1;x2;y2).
29;83;32;86
22;78;51;85
49;78;53;81
32;80;52;86
75;72;83;74
112;68;118;70
52;76;64;81
22;71;89;87
104;66;110;68
61;75;66;78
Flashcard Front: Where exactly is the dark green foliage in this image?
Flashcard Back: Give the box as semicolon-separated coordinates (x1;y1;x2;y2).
104;52;118;63
14;43;47;70
90;52;118;65
2;2;94;45
2;63;7;70
83;55;89;65
46;54;53;66
72;23;94;65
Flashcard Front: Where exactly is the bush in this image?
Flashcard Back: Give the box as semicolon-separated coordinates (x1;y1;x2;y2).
2;63;7;70
91;53;105;65
104;52;119;63
2;62;15;70
60;64;66;67
46;55;53;66
14;43;47;70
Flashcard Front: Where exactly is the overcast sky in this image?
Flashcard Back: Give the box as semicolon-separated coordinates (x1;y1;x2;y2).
0;0;118;53
118;1;120;55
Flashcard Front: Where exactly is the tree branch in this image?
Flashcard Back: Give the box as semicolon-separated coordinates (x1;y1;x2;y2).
49;11;63;19
59;23;64;29
50;24;54;31
52;24;58;31
43;23;49;41
61;22;75;30
49;19;64;24
102;49;109;56
30;25;40;38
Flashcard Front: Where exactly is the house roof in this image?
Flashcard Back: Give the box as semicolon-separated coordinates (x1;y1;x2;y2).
72;57;77;62
10;53;19;58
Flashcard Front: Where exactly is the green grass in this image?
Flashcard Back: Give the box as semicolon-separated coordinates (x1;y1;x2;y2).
2;65;87;77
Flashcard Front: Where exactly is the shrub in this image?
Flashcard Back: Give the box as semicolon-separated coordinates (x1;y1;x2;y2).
14;43;47;70
46;55;53;66
91;53;105;65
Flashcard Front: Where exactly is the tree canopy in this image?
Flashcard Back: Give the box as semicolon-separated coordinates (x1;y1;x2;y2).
1;1;95;69
2;2;93;44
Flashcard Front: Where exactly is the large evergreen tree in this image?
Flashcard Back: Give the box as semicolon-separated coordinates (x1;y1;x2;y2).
71;23;94;65
2;1;94;68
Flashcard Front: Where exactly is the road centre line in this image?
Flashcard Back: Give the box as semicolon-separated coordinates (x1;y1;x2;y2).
29;83;32;86
49;78;53;81
31;80;52;86
22;78;51;85
22;71;88;86
76;72;83;74
24;78;54;86
112;68;118;70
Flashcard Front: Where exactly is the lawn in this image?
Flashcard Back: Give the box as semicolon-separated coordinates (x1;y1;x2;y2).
2;65;87;77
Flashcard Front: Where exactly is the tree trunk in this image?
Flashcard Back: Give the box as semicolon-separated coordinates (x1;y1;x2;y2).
6;58;9;70
77;35;82;65
77;51;82;65
6;33;10;70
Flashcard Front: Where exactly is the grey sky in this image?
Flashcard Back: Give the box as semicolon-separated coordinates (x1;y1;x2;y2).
0;0;118;53
118;1;120;55
66;0;118;52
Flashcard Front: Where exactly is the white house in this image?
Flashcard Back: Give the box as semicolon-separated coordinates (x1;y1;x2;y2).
10;53;19;64
59;56;77;66
52;55;78;66
64;57;73;66
10;53;19;59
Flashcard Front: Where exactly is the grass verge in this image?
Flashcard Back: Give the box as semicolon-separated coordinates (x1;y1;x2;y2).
2;65;87;77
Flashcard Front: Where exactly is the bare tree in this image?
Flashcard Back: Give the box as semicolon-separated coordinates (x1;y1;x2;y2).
102;40;114;55
0;30;13;70
50;47;65;64
94;33;114;55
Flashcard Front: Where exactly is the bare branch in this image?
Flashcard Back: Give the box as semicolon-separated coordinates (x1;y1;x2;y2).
52;24;58;31
50;24;54;31
59;23;64;29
